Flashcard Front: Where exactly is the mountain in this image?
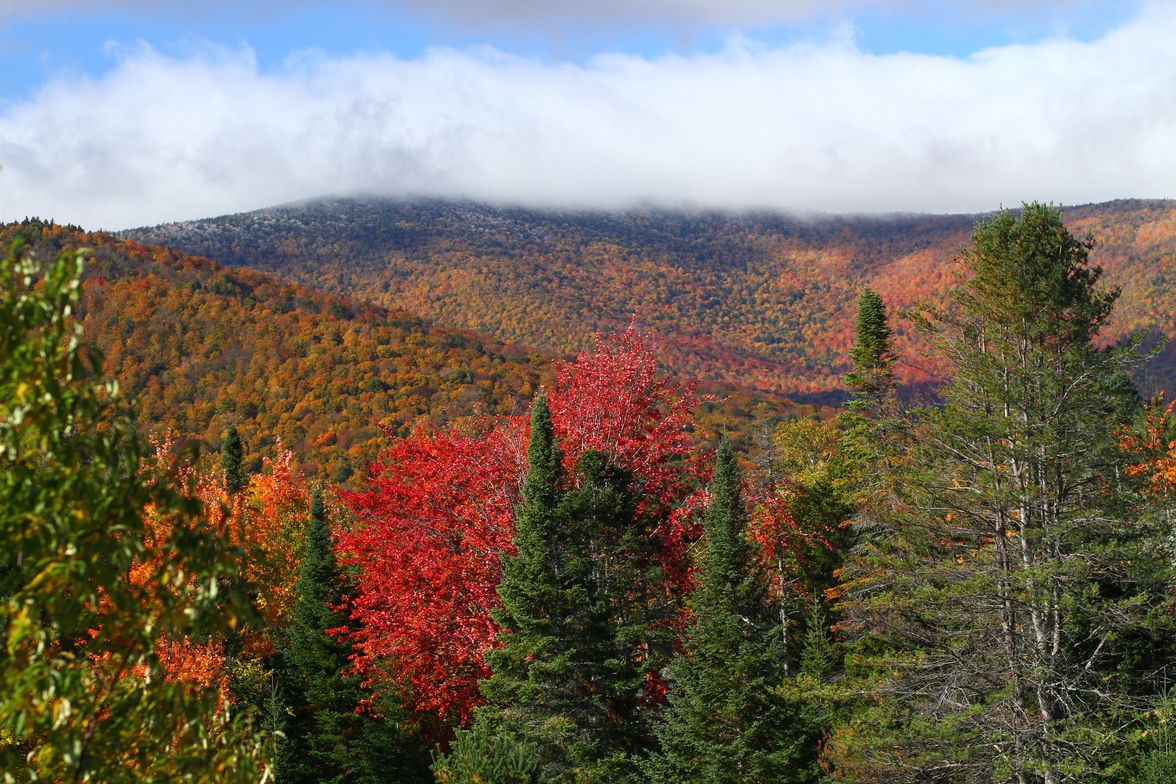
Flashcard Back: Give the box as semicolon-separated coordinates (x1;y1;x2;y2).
6;220;550;482
6;220;810;482
125;198;1176;402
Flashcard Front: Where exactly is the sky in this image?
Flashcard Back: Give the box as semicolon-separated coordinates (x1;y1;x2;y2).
0;0;1169;230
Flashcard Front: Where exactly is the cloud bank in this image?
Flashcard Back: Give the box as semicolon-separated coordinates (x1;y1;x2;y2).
1;2;1173;229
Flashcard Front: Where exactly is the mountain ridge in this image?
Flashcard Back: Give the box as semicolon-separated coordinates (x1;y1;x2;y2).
125;197;1176;400
7;219;812;481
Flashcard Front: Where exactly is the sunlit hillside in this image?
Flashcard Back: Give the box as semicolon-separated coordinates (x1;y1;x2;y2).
127;198;1176;402
6;220;812;482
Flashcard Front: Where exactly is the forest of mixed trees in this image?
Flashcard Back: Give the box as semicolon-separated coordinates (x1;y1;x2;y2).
128;197;1176;400
5;202;1176;784
0;220;807;487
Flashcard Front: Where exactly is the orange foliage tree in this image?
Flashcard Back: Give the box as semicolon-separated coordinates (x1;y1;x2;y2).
131;433;309;696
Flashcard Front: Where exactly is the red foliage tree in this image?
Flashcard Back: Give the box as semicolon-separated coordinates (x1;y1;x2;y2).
339;420;527;729
548;322;700;496
548;322;709;590
340;324;707;731
746;486;836;604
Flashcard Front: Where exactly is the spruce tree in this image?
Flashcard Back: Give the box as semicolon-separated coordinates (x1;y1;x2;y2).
479;395;565;728
221;424;246;497
430;723;542;784
843;285;897;414
479;396;656;784
275;491;428;784
835;204;1169;783
642;441;814;784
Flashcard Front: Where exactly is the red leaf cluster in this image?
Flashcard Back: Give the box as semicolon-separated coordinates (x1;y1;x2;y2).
340;324;708;728
338;420;527;727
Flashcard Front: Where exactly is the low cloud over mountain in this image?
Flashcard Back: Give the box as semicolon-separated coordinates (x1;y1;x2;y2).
0;1;1171;228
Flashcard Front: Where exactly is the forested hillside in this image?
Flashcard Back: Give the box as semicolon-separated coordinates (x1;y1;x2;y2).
4;220;552;482
4;220;810;482
127;198;1176;400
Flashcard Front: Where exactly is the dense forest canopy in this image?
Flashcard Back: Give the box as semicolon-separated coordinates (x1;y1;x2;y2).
0;220;811;485
127;197;1176;401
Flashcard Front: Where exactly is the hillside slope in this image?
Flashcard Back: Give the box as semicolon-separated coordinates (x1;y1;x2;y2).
8;220;809;481
127;198;1176;400
7;220;553;482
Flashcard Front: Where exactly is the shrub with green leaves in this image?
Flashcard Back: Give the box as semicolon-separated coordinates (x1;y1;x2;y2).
0;239;264;782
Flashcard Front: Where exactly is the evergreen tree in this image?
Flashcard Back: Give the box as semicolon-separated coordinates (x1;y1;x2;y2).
431;723;542;784
275;491;428;784
1128;688;1176;784
767;418;856;679
479;395;566;742
834;204;1170;783
840;286;901;478
479;396;659;784
221;424;246;497
642;441;815;784
843;285;897;414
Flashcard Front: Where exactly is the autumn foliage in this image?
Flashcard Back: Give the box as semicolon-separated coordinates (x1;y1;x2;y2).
339;422;527;727
127;197;1176;400
1123;396;1176;495
19;200;1176;781
340;324;709;729
118;433;311;698
1;219;553;488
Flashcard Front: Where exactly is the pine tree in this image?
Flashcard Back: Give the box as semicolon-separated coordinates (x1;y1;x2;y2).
843;285;897;414
221;424;246;497
430;723;542;784
479;396;659;784
840;286;901;474
834;204;1169;783
275;491;428;784
479;395;565;727
642;441;815;784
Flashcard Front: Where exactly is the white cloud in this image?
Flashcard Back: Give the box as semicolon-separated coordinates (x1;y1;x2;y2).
0;1;1173;229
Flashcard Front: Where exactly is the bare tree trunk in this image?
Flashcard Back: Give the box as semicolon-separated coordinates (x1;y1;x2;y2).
778;547;789;676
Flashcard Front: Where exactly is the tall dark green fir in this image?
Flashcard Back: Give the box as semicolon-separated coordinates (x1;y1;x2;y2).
221;424;246;497
274;490;428;784
479;395;655;784
484;395;567;713
843;286;896;413
642;441;815;784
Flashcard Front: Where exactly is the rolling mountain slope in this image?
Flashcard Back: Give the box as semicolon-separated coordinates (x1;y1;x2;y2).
6;220;553;482
127;198;1176;401
7;220;811;482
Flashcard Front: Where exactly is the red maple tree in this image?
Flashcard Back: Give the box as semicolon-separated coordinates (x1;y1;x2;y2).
340;323;708;730
339;420;527;728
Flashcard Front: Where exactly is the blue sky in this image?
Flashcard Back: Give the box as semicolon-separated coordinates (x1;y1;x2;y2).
0;0;1169;228
0;0;1141;98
